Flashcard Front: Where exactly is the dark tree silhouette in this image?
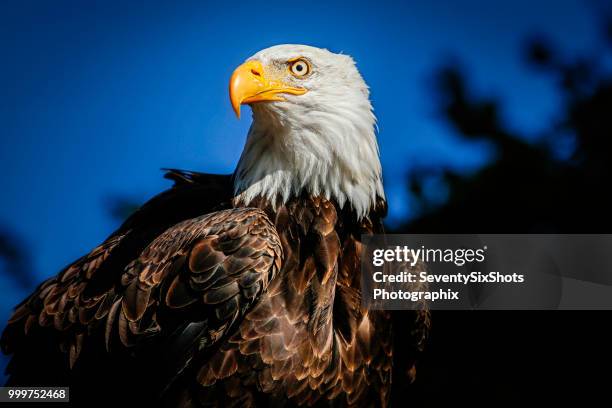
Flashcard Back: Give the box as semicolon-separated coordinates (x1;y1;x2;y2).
0;228;35;384
391;23;612;407
105;195;142;223
397;34;612;234
0;228;36;290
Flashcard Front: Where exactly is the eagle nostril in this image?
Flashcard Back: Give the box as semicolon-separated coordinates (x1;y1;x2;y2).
251;69;261;77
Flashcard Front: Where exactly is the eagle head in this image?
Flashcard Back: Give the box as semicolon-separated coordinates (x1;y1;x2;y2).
230;44;384;219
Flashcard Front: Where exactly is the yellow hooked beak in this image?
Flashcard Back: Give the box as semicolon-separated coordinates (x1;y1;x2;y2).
229;60;307;118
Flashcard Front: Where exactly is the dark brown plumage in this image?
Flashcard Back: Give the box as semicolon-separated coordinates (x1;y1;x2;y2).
1;170;429;407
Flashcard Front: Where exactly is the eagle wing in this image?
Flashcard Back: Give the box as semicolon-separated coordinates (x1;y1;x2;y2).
1;205;282;394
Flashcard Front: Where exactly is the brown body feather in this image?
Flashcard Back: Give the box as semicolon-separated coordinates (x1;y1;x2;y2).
1;170;428;407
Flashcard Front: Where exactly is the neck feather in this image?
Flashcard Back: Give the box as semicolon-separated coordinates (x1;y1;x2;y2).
233;103;385;220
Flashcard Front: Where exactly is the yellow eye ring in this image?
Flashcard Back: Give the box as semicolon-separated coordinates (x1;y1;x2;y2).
289;59;310;77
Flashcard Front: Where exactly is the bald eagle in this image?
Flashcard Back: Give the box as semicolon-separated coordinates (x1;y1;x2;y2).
1;45;429;407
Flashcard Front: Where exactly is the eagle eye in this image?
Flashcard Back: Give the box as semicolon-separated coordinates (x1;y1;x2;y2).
289;59;310;77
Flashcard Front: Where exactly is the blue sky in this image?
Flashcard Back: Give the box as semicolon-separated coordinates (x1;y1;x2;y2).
0;0;606;342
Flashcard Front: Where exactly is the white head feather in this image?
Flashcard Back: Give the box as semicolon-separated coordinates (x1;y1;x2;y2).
233;44;385;219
